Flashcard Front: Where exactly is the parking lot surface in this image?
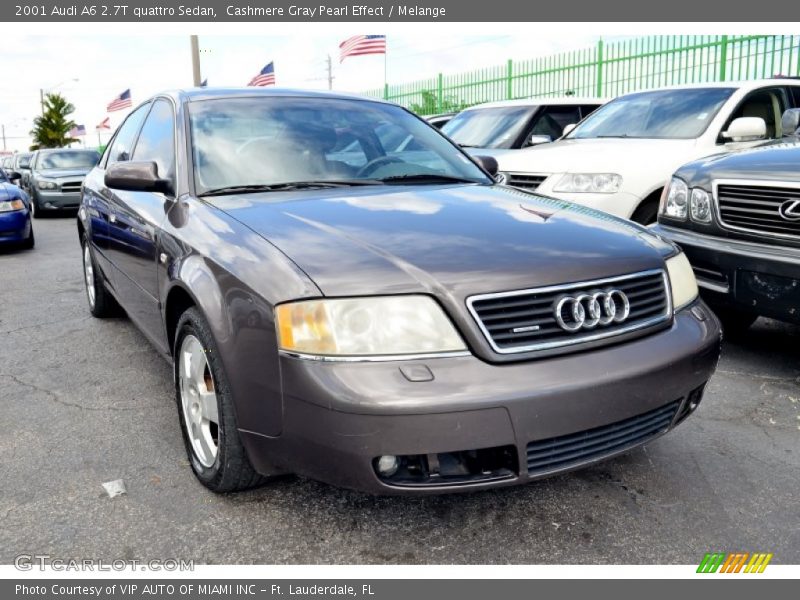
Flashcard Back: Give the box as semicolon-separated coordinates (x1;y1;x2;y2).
1;217;799;565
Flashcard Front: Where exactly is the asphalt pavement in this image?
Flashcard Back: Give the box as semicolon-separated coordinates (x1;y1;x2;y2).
1;216;798;565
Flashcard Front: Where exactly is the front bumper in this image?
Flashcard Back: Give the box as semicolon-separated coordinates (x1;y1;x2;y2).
33;190;81;210
240;305;721;494
652;224;800;324
0;210;31;243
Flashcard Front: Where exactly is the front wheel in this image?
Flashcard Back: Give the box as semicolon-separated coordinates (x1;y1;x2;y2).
174;307;267;493
20;225;34;249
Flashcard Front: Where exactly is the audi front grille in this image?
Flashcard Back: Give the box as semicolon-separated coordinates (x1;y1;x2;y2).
467;269;671;354
715;179;800;241
506;173;549;191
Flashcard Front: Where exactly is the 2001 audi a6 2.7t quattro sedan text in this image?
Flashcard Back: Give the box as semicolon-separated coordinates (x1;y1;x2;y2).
77;88;721;494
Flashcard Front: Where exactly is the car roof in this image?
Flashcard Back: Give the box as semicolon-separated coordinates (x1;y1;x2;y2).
36;148;98;154
460;97;609;111
162;87;393;106
617;78;800;96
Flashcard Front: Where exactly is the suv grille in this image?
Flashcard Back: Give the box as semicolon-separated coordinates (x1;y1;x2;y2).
716;181;800;240
526;400;681;475
506;173;548;191
60;180;82;193
467;270;671;354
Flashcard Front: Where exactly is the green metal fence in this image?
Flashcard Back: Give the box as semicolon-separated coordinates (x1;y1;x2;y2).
363;35;800;115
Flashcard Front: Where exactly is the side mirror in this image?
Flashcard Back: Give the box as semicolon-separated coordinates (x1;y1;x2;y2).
8;171;21;181
526;134;553;147
781;108;800;136
722;117;767;142
473;155;498;177
562;123;577;137
105;161;173;195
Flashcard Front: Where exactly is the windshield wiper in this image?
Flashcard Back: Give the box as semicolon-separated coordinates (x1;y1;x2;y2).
199;180;381;197
378;173;483;185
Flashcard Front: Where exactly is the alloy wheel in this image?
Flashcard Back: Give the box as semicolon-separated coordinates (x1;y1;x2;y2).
178;334;220;468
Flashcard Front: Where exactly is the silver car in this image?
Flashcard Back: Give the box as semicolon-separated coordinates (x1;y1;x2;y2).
29;149;99;217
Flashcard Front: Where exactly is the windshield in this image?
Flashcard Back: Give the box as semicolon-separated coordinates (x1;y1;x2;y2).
37;150;99;170
441;105;537;148
15;154;32;168
569;88;735;139
188;96;490;193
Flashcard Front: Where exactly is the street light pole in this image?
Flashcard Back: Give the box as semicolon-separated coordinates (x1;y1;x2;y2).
190;35;202;86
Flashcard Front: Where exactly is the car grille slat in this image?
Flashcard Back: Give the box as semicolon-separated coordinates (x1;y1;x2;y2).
526;400;681;474
468;270;671;354
716;182;800;240
60;180;82;193
506;173;548;191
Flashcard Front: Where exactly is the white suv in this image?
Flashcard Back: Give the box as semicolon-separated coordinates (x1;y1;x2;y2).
497;79;800;224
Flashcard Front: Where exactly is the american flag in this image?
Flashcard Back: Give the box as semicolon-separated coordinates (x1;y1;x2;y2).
107;89;132;112
96;117;111;130
69;124;86;137
339;35;386;63
248;62;275;87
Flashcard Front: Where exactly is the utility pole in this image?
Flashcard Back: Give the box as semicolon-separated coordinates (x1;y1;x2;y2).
39;89;44;116
2;125;5;151
190;35;202;86
326;54;334;90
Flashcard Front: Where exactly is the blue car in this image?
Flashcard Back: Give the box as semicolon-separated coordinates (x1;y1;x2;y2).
0;169;34;249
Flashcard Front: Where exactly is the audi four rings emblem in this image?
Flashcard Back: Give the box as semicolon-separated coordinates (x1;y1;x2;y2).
555;290;631;332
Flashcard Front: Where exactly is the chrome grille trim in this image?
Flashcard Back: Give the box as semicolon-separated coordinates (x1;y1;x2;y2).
713;178;800;241
466;269;672;354
506;172;549;191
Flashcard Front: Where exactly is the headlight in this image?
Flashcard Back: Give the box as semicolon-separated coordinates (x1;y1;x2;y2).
275;296;467;358
666;252;698;311
37;179;57;190
553;173;622;194
690;188;712;223
661;177;688;219
0;199;25;212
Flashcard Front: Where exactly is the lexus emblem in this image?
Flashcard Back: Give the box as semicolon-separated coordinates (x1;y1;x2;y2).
555;290;631;332
778;199;800;221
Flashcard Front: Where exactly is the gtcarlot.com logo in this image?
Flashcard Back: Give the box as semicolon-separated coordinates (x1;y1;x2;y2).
14;554;194;571
697;552;773;573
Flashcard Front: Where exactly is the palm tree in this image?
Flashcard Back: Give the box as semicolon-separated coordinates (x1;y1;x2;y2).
29;93;77;150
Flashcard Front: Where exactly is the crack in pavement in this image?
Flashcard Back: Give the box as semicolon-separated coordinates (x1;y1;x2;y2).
0;373;151;412
0;315;91;336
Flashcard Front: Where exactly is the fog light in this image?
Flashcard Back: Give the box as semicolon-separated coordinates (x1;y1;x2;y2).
376;455;399;477
45;202;53;208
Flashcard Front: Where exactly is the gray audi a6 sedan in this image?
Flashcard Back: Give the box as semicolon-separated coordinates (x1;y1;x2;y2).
77;88;721;494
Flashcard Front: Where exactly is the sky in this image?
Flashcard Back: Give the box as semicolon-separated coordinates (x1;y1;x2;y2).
0;33;609;151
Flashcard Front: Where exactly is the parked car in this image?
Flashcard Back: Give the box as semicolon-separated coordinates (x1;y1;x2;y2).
78;88;720;494
498;80;800;224
1;155;14;178
0;168;34;249
441;98;605;160
28;148;100;217
11;152;33;188
651;108;800;332
425;112;455;129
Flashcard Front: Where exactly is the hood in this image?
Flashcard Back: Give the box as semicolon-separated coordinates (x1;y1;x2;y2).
35;168;91;179
498;137;699;174
0;182;22;201
463;147;521;161
208;184;672;298
676;139;800;186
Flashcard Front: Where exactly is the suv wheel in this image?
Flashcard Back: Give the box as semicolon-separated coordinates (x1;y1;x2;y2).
174;307;266;493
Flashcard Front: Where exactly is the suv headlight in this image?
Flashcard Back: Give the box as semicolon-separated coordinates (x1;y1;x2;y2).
666;252;698;311
690;188;712;223
275;296;467;358
0;199;25;212
553;173;622;194
661;177;688;219
36;179;57;190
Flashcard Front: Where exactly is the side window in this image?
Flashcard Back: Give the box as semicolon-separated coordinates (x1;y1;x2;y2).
131;99;176;182
724;88;789;140
580;104;601;120
105;103;150;167
529;106;582;140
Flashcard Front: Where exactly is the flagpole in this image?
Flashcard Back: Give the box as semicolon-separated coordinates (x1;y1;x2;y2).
383;47;388;100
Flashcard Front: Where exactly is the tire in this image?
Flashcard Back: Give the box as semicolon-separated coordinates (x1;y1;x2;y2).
631;200;659;225
30;195;44;219
20;225;34;250
711;305;758;338
81;234;118;317
174;307;266;493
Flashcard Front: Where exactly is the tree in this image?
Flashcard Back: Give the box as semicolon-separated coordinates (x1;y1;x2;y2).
29;93;77;150
409;90;472;116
